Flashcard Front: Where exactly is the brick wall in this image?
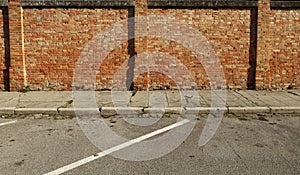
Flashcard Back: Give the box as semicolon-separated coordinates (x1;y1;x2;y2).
146;9;251;90
269;10;300;89
0;0;299;91
23;8;128;90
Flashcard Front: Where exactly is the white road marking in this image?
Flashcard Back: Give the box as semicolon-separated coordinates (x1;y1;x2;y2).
44;119;190;175
0;120;17;126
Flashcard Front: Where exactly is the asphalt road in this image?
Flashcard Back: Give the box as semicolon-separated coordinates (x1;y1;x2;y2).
0;114;300;175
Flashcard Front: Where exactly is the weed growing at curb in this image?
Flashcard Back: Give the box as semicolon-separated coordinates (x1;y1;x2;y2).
59;100;74;108
22;86;31;93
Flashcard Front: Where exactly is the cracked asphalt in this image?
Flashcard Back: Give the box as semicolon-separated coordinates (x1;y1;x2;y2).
0;114;299;175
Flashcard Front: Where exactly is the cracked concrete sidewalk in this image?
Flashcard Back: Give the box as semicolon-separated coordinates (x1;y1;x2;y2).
0;90;300;117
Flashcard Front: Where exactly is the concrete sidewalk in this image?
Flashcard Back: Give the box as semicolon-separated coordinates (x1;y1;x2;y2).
0;90;300;117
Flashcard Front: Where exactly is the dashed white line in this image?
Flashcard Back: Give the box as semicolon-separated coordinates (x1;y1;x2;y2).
44;119;190;175
0;120;17;126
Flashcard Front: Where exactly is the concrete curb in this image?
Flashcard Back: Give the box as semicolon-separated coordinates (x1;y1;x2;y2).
1;106;300;117
228;107;271;114
14;108;58;115
0;107;16;115
270;106;300;114
58;108;100;115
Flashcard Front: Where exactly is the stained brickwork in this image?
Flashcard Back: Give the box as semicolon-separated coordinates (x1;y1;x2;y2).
9;0;27;91
256;0;271;89
146;9;251;90
269;10;300;89
133;0;149;90
23;8;128;90
0;0;299;91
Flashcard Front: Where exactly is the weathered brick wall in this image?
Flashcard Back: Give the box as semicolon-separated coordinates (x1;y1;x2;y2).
23;8;128;90
269;10;300;89
9;0;27;91
0;8;5;90
145;9;251;90
1;0;300;91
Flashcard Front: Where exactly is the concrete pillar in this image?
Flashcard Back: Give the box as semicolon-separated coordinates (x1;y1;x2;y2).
8;0;27;91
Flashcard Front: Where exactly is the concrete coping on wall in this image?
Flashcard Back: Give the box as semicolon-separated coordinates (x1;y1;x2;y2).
0;0;135;7
148;0;259;8
0;0;7;7
271;1;300;8
21;0;134;7
1;0;299;9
